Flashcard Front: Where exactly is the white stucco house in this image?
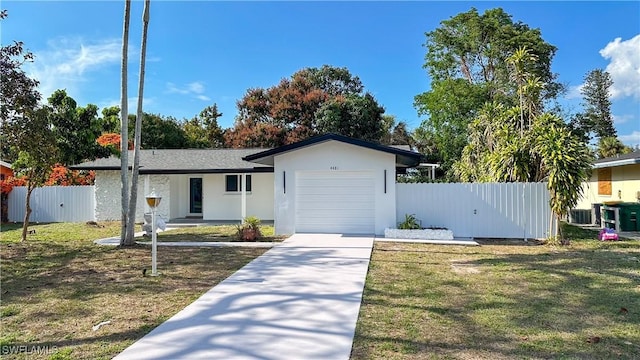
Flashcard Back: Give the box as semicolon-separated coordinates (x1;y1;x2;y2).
72;134;423;235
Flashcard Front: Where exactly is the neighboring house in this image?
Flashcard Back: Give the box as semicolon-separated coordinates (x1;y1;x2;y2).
0;160;13;181
72;134;422;235
575;151;640;213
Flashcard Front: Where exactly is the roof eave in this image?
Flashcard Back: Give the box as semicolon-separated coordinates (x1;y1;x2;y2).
593;159;640;169
243;134;423;168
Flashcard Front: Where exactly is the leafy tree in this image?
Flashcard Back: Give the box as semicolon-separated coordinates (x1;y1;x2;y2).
10;107;58;241
125;0;151;245
225;65;384;148
534;115;592;244
0;10;40;163
414;7;561;179
571;69;615;142
47;89;111;164
100;106;121;134
597;136;632;159
315;93;385;142
0;10;58;240
183;104;224;148
131;113;189;149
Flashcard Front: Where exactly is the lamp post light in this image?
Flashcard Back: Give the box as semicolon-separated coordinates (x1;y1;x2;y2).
145;189;162;276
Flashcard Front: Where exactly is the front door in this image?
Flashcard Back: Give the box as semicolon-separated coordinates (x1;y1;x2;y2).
189;178;202;215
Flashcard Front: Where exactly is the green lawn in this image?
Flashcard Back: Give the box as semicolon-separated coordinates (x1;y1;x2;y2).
351;224;640;359
0;221;268;360
149;224;286;242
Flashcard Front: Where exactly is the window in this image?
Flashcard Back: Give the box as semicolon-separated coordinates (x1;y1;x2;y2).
597;168;612;196
225;174;251;192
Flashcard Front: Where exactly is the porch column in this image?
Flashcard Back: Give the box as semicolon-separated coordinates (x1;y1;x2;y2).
241;173;247;221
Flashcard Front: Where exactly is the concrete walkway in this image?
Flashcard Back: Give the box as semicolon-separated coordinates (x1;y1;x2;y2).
114;234;374;360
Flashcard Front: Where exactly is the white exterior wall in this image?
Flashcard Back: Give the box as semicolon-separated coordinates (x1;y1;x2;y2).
273;141;396;236
95;171;170;222
202;173;274;221
575;164;640;210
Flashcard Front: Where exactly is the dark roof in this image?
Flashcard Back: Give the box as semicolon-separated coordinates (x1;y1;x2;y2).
593;151;640;169
243;133;423;168
70;149;273;174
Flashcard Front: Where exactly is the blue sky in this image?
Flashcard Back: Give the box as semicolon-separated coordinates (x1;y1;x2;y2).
3;1;639;146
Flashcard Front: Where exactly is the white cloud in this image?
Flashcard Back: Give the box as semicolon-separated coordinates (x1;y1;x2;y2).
566;84;584;100
166;81;210;101
619;131;640;147
612;114;633;125
27;37;122;98
188;82;205;94
599;34;640;100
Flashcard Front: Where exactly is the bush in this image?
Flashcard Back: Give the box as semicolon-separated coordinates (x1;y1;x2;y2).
236;216;262;241
398;214;421;229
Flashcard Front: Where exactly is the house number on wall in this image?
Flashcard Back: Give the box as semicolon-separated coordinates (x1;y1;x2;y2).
330;166;338;170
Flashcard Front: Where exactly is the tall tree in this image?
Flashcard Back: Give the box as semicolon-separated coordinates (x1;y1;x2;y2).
47;89;110;164
119;0;131;245
534;115;592;244
414;7;561;179
0;10;58;240
131;113;188;149
225;65;383;148
315;93;385;142
183;104;224;148
597;136;632;159
11;108;58;241
583;69;615;140
125;0;151;245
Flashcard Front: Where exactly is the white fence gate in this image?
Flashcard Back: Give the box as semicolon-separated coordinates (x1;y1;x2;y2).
396;183;554;239
7;186;96;223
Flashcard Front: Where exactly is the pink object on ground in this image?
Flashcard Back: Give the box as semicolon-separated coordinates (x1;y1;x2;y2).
599;228;619;241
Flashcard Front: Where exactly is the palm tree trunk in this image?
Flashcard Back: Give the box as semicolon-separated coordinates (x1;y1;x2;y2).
119;0;131;246
125;0;151;244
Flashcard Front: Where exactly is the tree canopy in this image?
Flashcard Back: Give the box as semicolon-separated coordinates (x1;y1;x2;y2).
414;7;562;179
225;65;386;148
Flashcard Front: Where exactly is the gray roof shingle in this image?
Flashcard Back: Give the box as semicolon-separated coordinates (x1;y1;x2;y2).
71;149;273;174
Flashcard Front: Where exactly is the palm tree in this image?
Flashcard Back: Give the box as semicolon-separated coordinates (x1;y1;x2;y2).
119;0;131;246
125;0;151;245
534;115;593;244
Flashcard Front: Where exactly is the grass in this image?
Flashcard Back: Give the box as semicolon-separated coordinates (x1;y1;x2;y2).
0;221;268;360
351;224;640;359
149;224;287;243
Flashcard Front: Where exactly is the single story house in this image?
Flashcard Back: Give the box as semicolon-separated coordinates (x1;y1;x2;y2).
72;134;423;235
574;151;640;221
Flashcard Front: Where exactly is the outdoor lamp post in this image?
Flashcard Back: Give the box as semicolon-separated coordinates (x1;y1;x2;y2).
145;190;162;276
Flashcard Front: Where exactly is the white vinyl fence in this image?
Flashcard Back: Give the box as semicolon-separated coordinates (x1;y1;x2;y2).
8;186;95;223
396;183;554;239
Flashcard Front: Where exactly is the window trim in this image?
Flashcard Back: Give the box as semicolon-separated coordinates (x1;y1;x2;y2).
225;174;252;193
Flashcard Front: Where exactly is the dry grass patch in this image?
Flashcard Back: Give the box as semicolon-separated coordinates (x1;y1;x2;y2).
352;225;640;359
1;221;267;359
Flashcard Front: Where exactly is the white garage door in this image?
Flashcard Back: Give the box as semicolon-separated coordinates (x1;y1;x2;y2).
295;171;375;234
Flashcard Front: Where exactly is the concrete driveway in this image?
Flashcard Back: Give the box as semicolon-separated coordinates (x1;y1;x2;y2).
114;234;374;360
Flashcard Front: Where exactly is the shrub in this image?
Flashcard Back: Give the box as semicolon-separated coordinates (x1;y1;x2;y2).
236;216;262;241
398;214;421;229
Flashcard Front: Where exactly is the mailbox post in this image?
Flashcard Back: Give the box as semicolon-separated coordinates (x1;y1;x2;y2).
145;190;162;276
